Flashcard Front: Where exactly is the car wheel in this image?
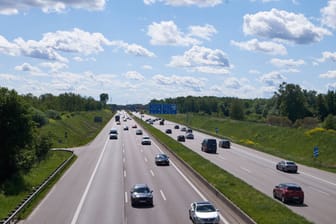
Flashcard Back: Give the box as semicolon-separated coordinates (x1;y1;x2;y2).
299;199;304;205
281;195;287;204
273;192;276;199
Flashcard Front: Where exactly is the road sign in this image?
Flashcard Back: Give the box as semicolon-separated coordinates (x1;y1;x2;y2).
149;103;177;114
313;146;319;158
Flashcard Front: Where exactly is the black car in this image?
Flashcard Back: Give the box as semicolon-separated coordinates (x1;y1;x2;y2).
219;139;230;148
135;129;143;135
185;133;194;139
174;125;180;129
155;154;170;165
276;160;298;173
130;184;153;207
165;129;172;134
201;138;217;153
177;135;185;142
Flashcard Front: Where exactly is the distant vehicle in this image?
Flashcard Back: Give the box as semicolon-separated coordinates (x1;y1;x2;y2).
123;125;129;131
218;139;230;148
109;128;118;140
132;124;137;128
201;138;217;153
116;121;121;125
181;127;186;132
189;201;220;224
165;129;172;134
115;114;120;122
276;161;298;173
130;184;153;207
174;125;180;129
185;133;194;139
273;183;304;204
155;154;170;166
159;119;165;125
177;135;185;142
186;128;192;133
136;129;143;135
141;136;151;145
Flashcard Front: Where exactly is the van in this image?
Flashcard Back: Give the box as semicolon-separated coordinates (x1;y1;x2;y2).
201;138;217;153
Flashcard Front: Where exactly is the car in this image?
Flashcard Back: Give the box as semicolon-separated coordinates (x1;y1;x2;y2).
174;125;180;129
273;183;304;204
201;138;217;153
159;119;165;125
185;133;194;139
141;136;151;145
218;139;230;148
180;127;187;132
177;135;185;142
189;201;220;224
123;125;129;131
130;184;153;207
109;128;118;139
276;160;298;173
135;129;143;135
109;133;118;139
186;128;193;133
155;154;170;165
132;124;137;128
165;129;172;134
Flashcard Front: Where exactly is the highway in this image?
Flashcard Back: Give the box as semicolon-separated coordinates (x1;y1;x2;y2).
21;113;246;224
140;113;336;224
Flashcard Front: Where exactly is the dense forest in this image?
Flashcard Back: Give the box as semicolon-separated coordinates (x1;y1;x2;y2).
149;82;336;130
0;87;109;184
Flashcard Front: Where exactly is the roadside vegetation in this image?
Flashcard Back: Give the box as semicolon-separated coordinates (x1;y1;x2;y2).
0;87;113;221
135;116;312;224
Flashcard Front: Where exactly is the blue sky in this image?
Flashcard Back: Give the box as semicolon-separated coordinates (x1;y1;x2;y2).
0;0;335;105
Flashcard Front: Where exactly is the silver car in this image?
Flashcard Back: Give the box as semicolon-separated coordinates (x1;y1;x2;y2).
276;160;298;173
189;201;220;224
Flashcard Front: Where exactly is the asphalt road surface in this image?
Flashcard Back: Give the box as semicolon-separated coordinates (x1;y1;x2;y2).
21;113;244;224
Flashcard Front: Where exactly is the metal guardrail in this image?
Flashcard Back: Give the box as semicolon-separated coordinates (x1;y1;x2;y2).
1;150;75;224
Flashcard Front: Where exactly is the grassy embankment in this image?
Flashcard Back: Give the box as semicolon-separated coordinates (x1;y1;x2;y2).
135;116;313;224
0;110;114;220
161;113;336;173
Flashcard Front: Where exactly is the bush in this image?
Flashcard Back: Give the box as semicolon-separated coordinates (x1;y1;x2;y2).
45;110;61;120
323;114;336;130
294;117;319;129
266;115;292;127
30;108;48;127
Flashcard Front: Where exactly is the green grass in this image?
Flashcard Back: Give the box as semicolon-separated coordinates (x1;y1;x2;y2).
0;150;75;220
161;114;336;173
41;109;113;148
136;116;312;224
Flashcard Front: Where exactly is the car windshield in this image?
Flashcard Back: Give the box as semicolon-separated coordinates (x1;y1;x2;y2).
196;204;216;212
158;154;167;159
135;187;149;193
287;186;301;191
286;162;296;165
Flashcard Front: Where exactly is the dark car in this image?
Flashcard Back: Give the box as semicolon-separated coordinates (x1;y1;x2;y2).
174;125;180;129
135;129;143;135
219;139;230;148
185;133;194;139
180;127;187;132
165;129;172;134
201;138;217;153
276;160;298;173
273;183;304;204
130;184;153;207
189;201;220;224
177;135;185;142
155;154;170;166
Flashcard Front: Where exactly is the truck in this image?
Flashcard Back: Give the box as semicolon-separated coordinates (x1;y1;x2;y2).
115;114;120;122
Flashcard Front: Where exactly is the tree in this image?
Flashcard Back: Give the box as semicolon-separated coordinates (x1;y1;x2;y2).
230;99;244;120
275;82;308;123
100;93;109;107
0;88;35;182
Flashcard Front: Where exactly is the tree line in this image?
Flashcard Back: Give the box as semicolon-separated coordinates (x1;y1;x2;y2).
149;82;336;129
0;87;108;185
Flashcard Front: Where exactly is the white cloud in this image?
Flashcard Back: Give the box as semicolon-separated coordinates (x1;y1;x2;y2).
259;71;286;86
317;51;336;63
152;74;205;91
231;39;287;55
142;65;153;70
321;0;336;30
243;8;331;44
143;0;222;7
320;70;336;79
168;45;231;74
148;21;200;46
0;0;106;15
188;24;217;40
270;58;305;67
109;41;156;57
124;71;145;81
15;63;41;73
40;62;68;72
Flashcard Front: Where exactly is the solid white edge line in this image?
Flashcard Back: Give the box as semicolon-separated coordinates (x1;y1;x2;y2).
70;138;109;224
160;189;167;201
125;192;128;203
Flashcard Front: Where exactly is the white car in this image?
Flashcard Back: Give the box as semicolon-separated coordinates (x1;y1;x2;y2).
189;201;220;224
141;136;151;145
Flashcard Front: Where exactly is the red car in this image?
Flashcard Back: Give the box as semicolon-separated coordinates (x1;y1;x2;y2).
273;183;304;204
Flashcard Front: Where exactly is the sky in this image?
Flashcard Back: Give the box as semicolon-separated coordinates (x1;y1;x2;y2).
0;0;335;105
